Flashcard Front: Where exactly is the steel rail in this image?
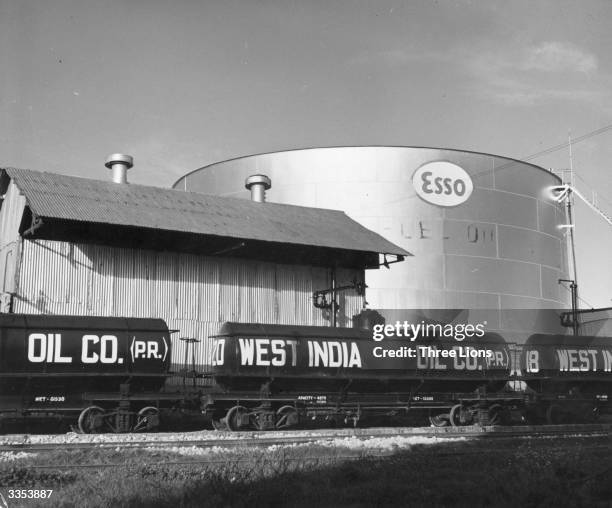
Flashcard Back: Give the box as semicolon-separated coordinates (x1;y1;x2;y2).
2;423;611;453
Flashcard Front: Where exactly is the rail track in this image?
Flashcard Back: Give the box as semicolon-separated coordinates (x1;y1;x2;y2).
2;423;611;454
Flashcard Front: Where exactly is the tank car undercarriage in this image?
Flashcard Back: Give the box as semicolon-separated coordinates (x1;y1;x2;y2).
200;387;606;432
0;382;204;434
0;383;606;434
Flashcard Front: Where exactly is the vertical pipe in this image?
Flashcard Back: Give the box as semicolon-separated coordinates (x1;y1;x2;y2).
105;154;133;184
245;175;272;202
570;281;579;337
331;266;337;328
565;189;580;336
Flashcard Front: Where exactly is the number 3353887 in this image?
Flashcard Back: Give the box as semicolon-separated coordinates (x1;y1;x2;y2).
7;489;53;499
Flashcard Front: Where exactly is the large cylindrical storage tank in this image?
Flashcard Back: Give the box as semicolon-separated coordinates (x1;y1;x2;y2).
174;147;570;313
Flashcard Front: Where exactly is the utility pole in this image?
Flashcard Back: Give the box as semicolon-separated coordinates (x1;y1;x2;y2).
566;132;579;297
562;132;580;335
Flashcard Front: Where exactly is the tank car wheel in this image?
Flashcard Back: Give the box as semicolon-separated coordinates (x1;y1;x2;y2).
134;406;160;432
275;405;299;429
211;418;228;431
428;413;449;427
78;406;106;434
225;405;250;431
487;404;504;425
449;404;473;427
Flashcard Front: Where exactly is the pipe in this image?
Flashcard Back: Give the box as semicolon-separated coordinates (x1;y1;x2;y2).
331;267;337;327
105;154;133;184
245;174;271;202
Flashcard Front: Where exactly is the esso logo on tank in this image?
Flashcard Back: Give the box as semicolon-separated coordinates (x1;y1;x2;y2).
412;161;474;207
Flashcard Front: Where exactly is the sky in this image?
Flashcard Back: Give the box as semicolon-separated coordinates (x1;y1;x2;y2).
1;0;611;307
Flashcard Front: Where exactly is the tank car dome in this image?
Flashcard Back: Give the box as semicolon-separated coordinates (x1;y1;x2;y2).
174;146;570;311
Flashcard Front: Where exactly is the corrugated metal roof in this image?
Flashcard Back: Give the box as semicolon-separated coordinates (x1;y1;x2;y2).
2;167;409;257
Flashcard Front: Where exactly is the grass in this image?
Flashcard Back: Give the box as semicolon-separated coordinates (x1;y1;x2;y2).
0;436;610;507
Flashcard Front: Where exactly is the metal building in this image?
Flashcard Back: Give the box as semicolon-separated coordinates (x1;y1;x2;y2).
0;165;407;377
174;146;571;313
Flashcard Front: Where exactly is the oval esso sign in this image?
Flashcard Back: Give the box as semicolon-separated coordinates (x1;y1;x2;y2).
412;161;473;207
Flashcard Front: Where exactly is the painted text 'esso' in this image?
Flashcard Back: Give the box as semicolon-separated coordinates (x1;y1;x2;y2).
412;161;474;207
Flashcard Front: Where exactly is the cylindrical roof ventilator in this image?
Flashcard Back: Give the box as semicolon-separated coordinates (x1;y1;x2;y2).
105;154;133;184
245;174;271;202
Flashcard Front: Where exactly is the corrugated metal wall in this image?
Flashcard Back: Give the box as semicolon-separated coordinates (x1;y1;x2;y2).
0;181;26;299
14;239;365;379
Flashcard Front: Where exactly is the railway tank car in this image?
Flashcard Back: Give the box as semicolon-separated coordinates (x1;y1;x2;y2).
0;314;176;433
211;322;511;393
521;333;612;423
205;322;513;430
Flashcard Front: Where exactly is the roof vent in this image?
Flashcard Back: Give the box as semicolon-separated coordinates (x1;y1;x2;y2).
105;154;133;184
245;174;271;202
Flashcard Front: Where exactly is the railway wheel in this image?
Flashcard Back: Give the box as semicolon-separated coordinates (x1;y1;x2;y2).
225;405;250;431
211;418;228;431
487;404;504;425
449;404;473;427
134;406;160;432
78;406;106;434
275;406;299;429
428;413;449;427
